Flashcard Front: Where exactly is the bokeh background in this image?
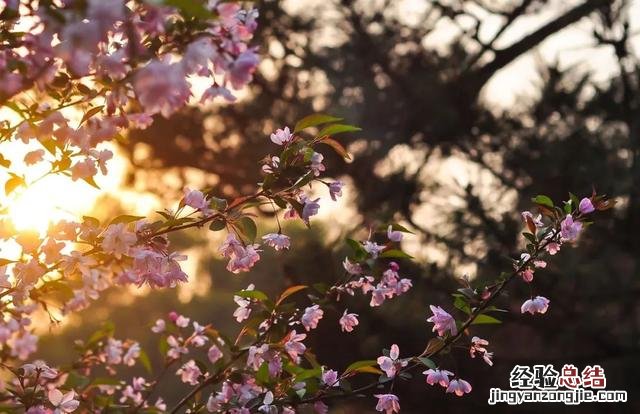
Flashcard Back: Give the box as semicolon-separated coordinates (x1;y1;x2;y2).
30;0;640;412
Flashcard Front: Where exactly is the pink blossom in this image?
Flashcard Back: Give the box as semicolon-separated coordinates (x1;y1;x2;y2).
321;369;340;387
226;244;261;273
105;338;123;364
377;344;407;379
560;214;582;241
261;156;280;174
270;127;293;145
387;225;403;242
134;61;190;118
424;368;453;387
284;330;306;363
219;233;245;258
258;391;274;413
166;335;188;359
201;84;236;103
176;360;202;385
329;181;344;201
374;394;400;414
151;319;165;333
208;344;223;363
127;113;154;130
42;238;65;264
469;336;493;366
339;310;359;333
363;240;385;258
182;38;216;74
301;304;323;331
70;158;98;181
262;233;290;251
579;197;595;214
427;305;457;337
545;241;561;255
48;389;79;413
101;223;136;259
176;315;190;328
24;149;45;165
10;332;38;360
301;198;320;224
183;188;211;213
123;342;140;366
91;149;113;175
521;296;550;315
14;259;45;286
22;360;58;379
227;49;259;89
446;379;472;396
521;268;534;283
342;258;362;275
521;211;543;227
310;152;325;176
534;260;547;268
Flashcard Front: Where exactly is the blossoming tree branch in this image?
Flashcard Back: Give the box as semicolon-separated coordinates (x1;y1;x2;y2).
0;0;615;413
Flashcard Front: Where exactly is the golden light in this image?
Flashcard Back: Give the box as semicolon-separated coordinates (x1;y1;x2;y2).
7;175;98;233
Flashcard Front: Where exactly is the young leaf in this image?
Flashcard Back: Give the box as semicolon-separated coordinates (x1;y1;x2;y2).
275;285;308;306
108;215;145;226
470;314;502;325
294;114;343;133
379;249;414;259
418;357;436;370
532;195;554;208
320;137;351;160
317;123;361;137
235;216;257;243
344;360;379;375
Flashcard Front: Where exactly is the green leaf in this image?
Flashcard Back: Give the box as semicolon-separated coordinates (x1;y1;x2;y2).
256;361;270;385
389;223;415;234
235;216;257;243
234;289;268;302
344;360;379;374
471;314;502;325
522;232;537;244
79;105;104;126
319;137;351;160
317;124;361;137
294;114;343;133
453;295;471;315
91;377;122;386
208;217;226;231
379;249;414;259
346;238;367;261
209;197;228;211
275;285;307;306
163;0;211;18
295;367;322;381
138;349;153;374
108;215;145;226
532;195;554;208
418;357;436;369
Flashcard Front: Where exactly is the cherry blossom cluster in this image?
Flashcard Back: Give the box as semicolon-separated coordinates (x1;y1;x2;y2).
0;0;258;190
